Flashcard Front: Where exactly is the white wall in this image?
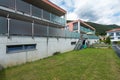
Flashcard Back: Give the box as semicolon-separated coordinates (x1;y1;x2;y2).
88;39;99;45
0;36;78;68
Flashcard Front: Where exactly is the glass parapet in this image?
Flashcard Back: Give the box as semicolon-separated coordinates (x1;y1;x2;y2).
51;14;65;26
43;10;50;21
0;0;15;10
65;30;80;38
80;26;94;33
32;6;42;18
9;19;32;36
0;16;79;39
0;16;8;34
0;0;66;26
34;23;47;37
16;0;30;14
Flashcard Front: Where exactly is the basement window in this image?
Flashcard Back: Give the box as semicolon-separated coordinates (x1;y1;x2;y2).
6;44;36;53
71;41;76;45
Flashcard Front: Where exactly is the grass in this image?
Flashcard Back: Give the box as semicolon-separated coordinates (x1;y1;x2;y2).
1;48;120;80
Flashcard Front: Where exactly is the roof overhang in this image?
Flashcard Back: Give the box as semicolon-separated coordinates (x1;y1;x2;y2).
107;28;120;33
67;19;95;31
24;0;66;16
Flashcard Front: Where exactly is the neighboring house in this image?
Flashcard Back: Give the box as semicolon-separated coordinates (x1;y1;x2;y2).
107;28;120;42
67;19;99;45
0;0;80;68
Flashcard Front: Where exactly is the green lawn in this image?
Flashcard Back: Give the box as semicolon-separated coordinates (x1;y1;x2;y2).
1;48;120;80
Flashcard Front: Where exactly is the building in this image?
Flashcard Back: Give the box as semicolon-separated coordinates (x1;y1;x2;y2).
0;0;80;68
67;20;99;45
107;28;120;42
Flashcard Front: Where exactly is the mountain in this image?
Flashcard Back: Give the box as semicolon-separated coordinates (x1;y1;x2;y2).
86;22;120;35
67;20;120;35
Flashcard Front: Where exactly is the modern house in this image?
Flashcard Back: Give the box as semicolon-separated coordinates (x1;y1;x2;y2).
107;28;120;42
0;0;80;68
67;20;99;45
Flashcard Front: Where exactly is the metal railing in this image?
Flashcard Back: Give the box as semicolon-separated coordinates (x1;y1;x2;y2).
0;0;66;26
81;26;94;33
0;17;80;39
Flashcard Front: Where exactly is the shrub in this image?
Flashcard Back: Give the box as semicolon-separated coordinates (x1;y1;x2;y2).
105;36;111;44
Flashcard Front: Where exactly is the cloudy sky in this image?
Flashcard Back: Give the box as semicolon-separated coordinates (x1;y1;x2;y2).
50;0;120;25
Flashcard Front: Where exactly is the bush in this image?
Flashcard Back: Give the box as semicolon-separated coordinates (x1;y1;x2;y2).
105;36;111;44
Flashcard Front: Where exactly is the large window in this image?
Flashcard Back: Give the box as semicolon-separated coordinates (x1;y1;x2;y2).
116;32;120;36
109;33;114;36
73;23;78;31
6;44;36;53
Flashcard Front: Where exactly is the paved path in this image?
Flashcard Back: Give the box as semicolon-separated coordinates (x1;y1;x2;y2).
112;45;120;57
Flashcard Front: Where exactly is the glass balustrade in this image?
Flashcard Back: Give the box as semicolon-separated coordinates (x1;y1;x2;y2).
0;0;66;26
0;16;8;34
0;16;80;38
0;0;15;10
80;26;94;33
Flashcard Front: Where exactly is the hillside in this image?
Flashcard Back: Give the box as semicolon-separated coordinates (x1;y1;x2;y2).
86;22;120;35
67;20;120;35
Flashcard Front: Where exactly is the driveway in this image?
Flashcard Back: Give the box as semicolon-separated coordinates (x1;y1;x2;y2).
112;44;120;57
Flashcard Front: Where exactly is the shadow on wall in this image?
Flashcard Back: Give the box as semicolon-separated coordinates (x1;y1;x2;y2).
0;64;6;80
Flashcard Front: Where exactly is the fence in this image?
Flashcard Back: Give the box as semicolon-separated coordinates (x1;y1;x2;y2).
0;16;80;39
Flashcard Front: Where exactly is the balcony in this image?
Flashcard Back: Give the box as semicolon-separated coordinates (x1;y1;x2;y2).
0;16;80;39
0;0;66;27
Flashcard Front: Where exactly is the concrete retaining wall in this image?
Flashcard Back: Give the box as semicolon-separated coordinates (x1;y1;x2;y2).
0;36;78;68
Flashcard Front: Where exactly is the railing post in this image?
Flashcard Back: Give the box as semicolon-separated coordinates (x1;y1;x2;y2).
7;14;10;38
32;20;34;39
30;5;32;16
50;13;51;22
41;9;43;19
15;0;17;12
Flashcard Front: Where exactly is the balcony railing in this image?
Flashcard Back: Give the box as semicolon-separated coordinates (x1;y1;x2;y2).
0;0;66;26
0;16;80;39
80;26;94;33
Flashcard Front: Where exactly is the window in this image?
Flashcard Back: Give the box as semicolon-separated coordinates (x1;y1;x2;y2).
71;41;76;45
116;32;120;36
110;37;114;39
7;44;36;53
24;44;36;50
118;37;120;39
73;23;78;31
109;33;114;36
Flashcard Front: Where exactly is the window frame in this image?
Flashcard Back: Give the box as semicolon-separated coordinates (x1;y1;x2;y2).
6;44;37;54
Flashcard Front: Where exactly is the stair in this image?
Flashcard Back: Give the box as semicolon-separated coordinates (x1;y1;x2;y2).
74;39;83;50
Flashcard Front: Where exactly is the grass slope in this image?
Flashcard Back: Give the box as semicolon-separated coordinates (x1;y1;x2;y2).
1;48;120;80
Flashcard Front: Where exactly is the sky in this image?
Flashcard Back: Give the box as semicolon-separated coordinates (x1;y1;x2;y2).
50;0;120;25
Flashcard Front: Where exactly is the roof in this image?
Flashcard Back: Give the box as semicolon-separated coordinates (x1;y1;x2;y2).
67;19;95;30
107;28;120;32
24;0;66;16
